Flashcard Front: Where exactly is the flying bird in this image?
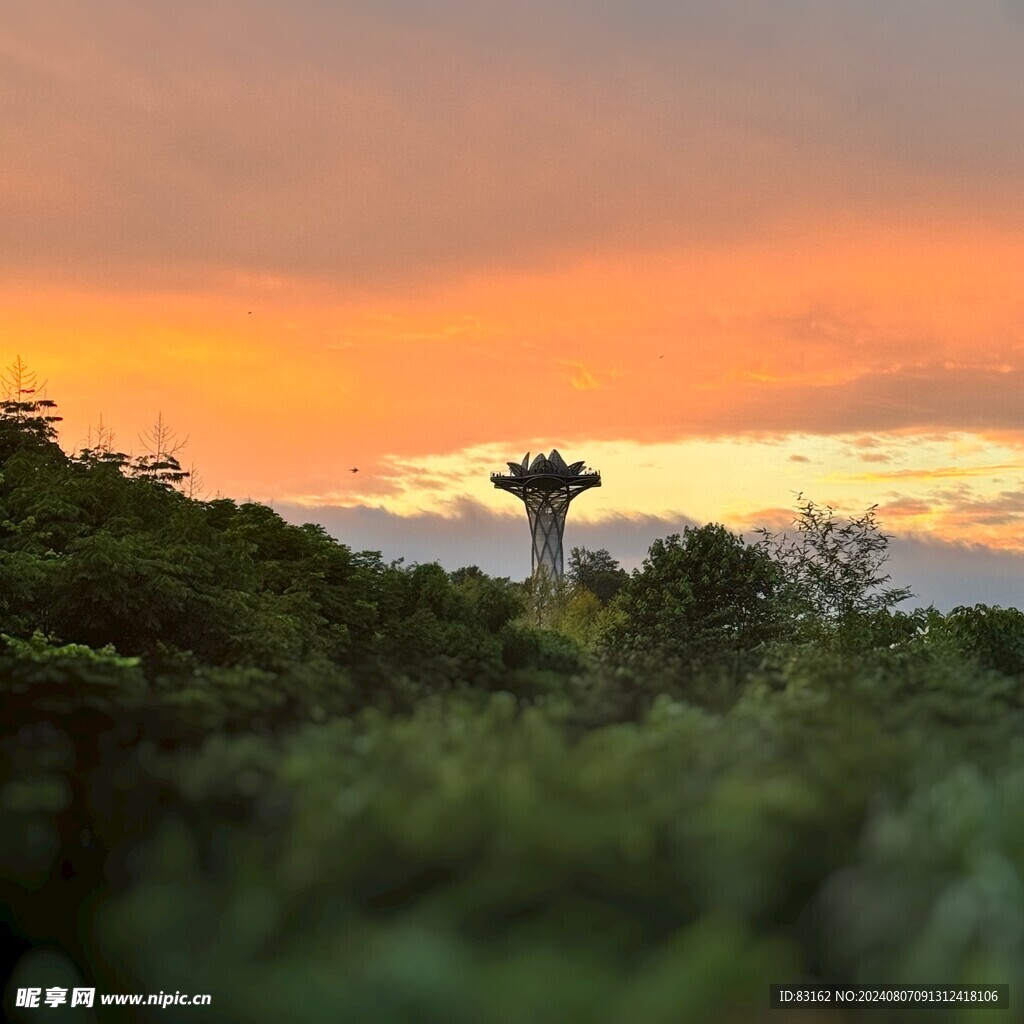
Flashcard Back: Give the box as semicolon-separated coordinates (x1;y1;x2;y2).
350;467;359;473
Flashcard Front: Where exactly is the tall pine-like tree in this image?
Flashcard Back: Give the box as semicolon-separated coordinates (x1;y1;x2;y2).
131;412;190;489
0;356;62;454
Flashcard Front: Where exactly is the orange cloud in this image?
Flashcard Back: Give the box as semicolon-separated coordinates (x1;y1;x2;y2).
840;463;1024;484
563;361;603;392
8;236;1024;503
6;0;1024;590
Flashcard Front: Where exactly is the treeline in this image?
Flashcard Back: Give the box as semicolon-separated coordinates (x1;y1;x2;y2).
0;365;549;720
4;366;1024;1023
4;358;1022;717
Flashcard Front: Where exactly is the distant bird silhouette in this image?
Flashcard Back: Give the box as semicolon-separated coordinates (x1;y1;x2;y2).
350;467;359;473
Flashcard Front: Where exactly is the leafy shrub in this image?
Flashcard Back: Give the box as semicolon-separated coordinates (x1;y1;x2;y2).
938;604;1024;675
757;496;912;652
0;631;146;713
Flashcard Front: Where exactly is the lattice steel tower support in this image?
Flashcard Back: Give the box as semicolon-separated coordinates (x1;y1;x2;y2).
491;450;601;579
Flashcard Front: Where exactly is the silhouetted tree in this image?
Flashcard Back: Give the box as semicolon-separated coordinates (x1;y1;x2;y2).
0;356;62;455
567;546;628;604
131;412;190;489
75;413;129;472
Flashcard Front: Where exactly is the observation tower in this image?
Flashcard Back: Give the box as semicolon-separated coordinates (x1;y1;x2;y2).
491;450;601;579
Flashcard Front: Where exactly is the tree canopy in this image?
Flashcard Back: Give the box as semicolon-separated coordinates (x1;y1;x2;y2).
566;546;628;604
603;523;784;658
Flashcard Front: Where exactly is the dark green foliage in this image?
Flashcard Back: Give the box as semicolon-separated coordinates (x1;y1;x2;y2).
567;546;628;604
0;357;63;459
0;632;146;714
453;569;523;633
500;623;584;674
603;524;784;659
935;603;1024;675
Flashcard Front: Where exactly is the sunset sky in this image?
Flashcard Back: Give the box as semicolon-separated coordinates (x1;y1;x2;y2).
5;0;1024;606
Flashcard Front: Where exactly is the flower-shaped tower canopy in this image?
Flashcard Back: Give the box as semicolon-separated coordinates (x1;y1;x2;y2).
491;450;601;579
